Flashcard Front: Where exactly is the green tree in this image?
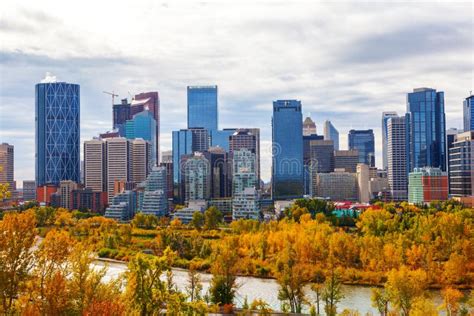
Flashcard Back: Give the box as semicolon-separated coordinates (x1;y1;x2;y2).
190;211;205;230
186;262;203;302
204;206;223;230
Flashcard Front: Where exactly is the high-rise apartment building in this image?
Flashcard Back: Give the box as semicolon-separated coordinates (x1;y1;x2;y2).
229;129;260;184
0;143;14;191
35;81;80;186
181;153;211;202
357;164;370;203
84;139;107;192
232;148;257;195
140;166;168;217
187;86;218;131
272;100;304;200
382;112;398;170
449;131;474;197
324;120;339;150
387;116;408;201
348;129;375;167
303;116;317;136
406;88;446;171
463;95;474;132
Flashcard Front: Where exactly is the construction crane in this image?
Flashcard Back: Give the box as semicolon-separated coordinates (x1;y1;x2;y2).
103;91;119;106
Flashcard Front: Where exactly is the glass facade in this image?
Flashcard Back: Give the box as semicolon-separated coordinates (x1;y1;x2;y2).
187;86;218;131
211;128;236;151
125;110;157;165
172;130;193;202
272;100;304;200
323;120;339;150
463;95;474;132
35;82;80;186
348;129;375;167
406;88;446;171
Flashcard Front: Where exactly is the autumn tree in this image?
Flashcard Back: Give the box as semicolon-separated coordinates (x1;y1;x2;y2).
322;269;344;316
209;237;239;306
385;266;427;316
440;287;464;316
186;262;203;302
0;211;37;314
275;241;308;313
125;248;177;315
311;268;325;315
371;288;389;316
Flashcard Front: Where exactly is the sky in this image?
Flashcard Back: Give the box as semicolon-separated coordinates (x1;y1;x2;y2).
0;0;473;185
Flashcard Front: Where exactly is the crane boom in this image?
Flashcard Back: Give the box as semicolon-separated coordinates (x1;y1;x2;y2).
103;90;119;106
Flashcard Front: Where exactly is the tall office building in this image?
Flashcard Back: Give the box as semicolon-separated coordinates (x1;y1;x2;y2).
131;138;151;185
140;166;168;217
357;164;370;203
348;129;375;167
134;92;160;164
334;150;359;173
172;130;193;202
211;128;236;150
463;95;474;132
59;180;78;209
303;134;324;195
106;138;131;200
313;171;358;201
203;147;231;199
382;112;398;170
187;86;218;131
84;139;107;193
449;131;474;198
229;129;260;184
113;99;131;135
308;139;335;173
35;80;80;186
125;110;157;165
272;100;304;200
323;120;339;151
406;88;446;171
0;143;14;191
303;117;317;136
190;128;210;152
161;150;172;163
181;152;211;202
387;116;408;201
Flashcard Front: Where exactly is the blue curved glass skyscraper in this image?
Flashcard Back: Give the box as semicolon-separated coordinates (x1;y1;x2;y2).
35;81;80;186
187;85;218;131
272;100;304;200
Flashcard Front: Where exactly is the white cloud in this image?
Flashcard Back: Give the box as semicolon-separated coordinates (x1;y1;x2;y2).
0;0;472;184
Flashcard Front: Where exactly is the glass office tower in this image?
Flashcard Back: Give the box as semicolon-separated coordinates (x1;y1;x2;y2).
172;130;193;202
382;112;398;170
406;88;446;171
272;100;304;200
323;120;339;150
125;110;157;165
187;86;218;131
348;129;375;167
36;81;80;186
463;95;474;132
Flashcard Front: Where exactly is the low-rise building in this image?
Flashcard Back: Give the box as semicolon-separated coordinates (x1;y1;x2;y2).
408;167;448;204
105;190;137;221
232;187;260;221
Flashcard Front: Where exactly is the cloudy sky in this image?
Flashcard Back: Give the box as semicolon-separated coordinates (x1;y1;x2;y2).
0;0;472;185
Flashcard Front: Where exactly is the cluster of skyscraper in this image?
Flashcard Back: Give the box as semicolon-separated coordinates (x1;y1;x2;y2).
2;77;473;216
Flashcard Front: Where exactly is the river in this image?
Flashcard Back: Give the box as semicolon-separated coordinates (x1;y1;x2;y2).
94;260;445;314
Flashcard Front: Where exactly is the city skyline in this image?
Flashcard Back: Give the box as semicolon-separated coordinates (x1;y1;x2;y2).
1;1;473;184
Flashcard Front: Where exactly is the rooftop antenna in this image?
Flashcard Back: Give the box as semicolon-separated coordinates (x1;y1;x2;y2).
103;91;119;106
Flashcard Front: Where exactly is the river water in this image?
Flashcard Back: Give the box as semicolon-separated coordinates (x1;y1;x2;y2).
94;261;445;314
